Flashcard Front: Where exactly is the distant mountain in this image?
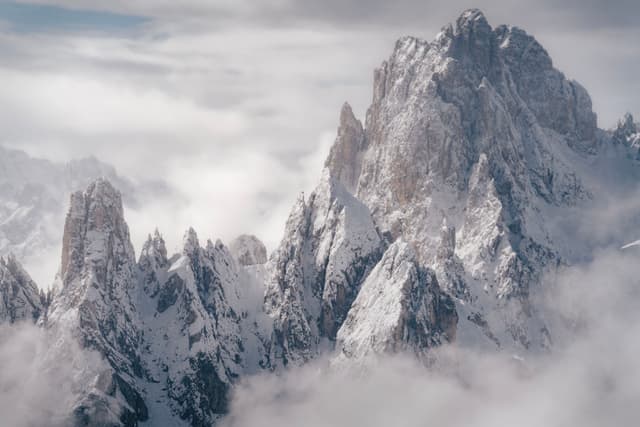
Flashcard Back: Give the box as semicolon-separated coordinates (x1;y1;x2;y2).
1;8;640;427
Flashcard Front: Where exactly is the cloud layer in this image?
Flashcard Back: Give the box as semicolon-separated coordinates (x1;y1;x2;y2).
0;323;109;427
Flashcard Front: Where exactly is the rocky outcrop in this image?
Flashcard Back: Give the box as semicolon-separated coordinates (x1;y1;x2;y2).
47;178;147;426
229;234;267;267
612;113;640;159
0;254;44;324
138;229;243;425
335;240;457;363
39;178;271;426
265;170;384;367
5;8;640;427
324;102;368;193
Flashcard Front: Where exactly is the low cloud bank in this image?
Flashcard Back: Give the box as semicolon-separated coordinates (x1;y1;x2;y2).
0;323;108;427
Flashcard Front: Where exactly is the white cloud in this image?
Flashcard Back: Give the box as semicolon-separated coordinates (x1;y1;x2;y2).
0;322;110;427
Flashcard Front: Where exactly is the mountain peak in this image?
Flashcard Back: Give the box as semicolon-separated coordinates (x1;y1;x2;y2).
60;178;132;282
229;234;267;266
183;227;200;255
140;229;168;266
325;102;366;193
456;8;490;31
85;177;121;204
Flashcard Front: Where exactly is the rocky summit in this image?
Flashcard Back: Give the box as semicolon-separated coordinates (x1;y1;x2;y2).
1;8;639;427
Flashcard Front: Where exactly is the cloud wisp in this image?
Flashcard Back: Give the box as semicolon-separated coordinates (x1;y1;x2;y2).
0;322;110;427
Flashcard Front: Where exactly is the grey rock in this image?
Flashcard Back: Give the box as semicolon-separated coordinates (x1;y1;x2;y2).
265;171;384;368
229;234;267;266
0;254;43;324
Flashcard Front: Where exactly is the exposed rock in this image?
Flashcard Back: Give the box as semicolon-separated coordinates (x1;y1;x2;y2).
323;8;600;352
612;113;640;159
265;170;384;368
0;254;43;324
325;102;367;193
335;240;457;363
229;234;267;266
138;227;269;425
47;178;147;426
0;145;141;287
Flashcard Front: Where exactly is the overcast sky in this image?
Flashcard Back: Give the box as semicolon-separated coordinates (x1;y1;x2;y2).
1;0;639;255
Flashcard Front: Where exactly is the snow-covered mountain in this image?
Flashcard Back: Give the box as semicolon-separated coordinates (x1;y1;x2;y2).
0;146;138;286
1;8;640;427
0;254;44;324
264;170;384;368
322;8;639;354
612;112;640;158
41;179;268;426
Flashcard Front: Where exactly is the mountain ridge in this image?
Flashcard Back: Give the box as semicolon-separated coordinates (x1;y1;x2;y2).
1;8;639;427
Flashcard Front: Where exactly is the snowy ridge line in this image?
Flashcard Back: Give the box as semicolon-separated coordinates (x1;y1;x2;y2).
1;8;640;427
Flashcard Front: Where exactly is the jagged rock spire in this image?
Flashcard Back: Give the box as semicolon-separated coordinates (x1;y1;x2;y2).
48;178;148;425
335;240;457;362
613;112;638;145
265;170;384;368
229;234;267;266
325;102;367;193
59;177;136;284
139;229;169;295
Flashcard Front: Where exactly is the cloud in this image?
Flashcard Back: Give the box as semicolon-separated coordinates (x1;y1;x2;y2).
0;17;387;259
0;1;148;33
0;322;110;427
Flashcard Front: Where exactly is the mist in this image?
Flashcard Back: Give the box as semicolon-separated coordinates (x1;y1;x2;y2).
0;323;110;427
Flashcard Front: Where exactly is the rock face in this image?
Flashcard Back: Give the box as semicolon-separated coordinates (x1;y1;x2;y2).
229;234;267;267
612;113;640;159
323;8;606;351
0;255;44;324
265;170;384;367
47;178;148;426
4;8;640;427
324;102;368;193
138;229;246;426
0;146;138;286
40;178;271;427
335;240;457;362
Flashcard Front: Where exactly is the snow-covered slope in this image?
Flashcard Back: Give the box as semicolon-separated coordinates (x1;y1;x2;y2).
0;255;44;324
322;8;631;353
40;179;269;426
46;178;148;425
0;146;138;287
265;170;384;368
335;240;456;363
2;8;640;427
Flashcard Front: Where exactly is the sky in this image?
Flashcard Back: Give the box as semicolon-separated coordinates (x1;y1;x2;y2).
1;0;639;255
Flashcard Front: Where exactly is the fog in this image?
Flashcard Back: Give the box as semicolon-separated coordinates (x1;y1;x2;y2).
0;323;109;427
